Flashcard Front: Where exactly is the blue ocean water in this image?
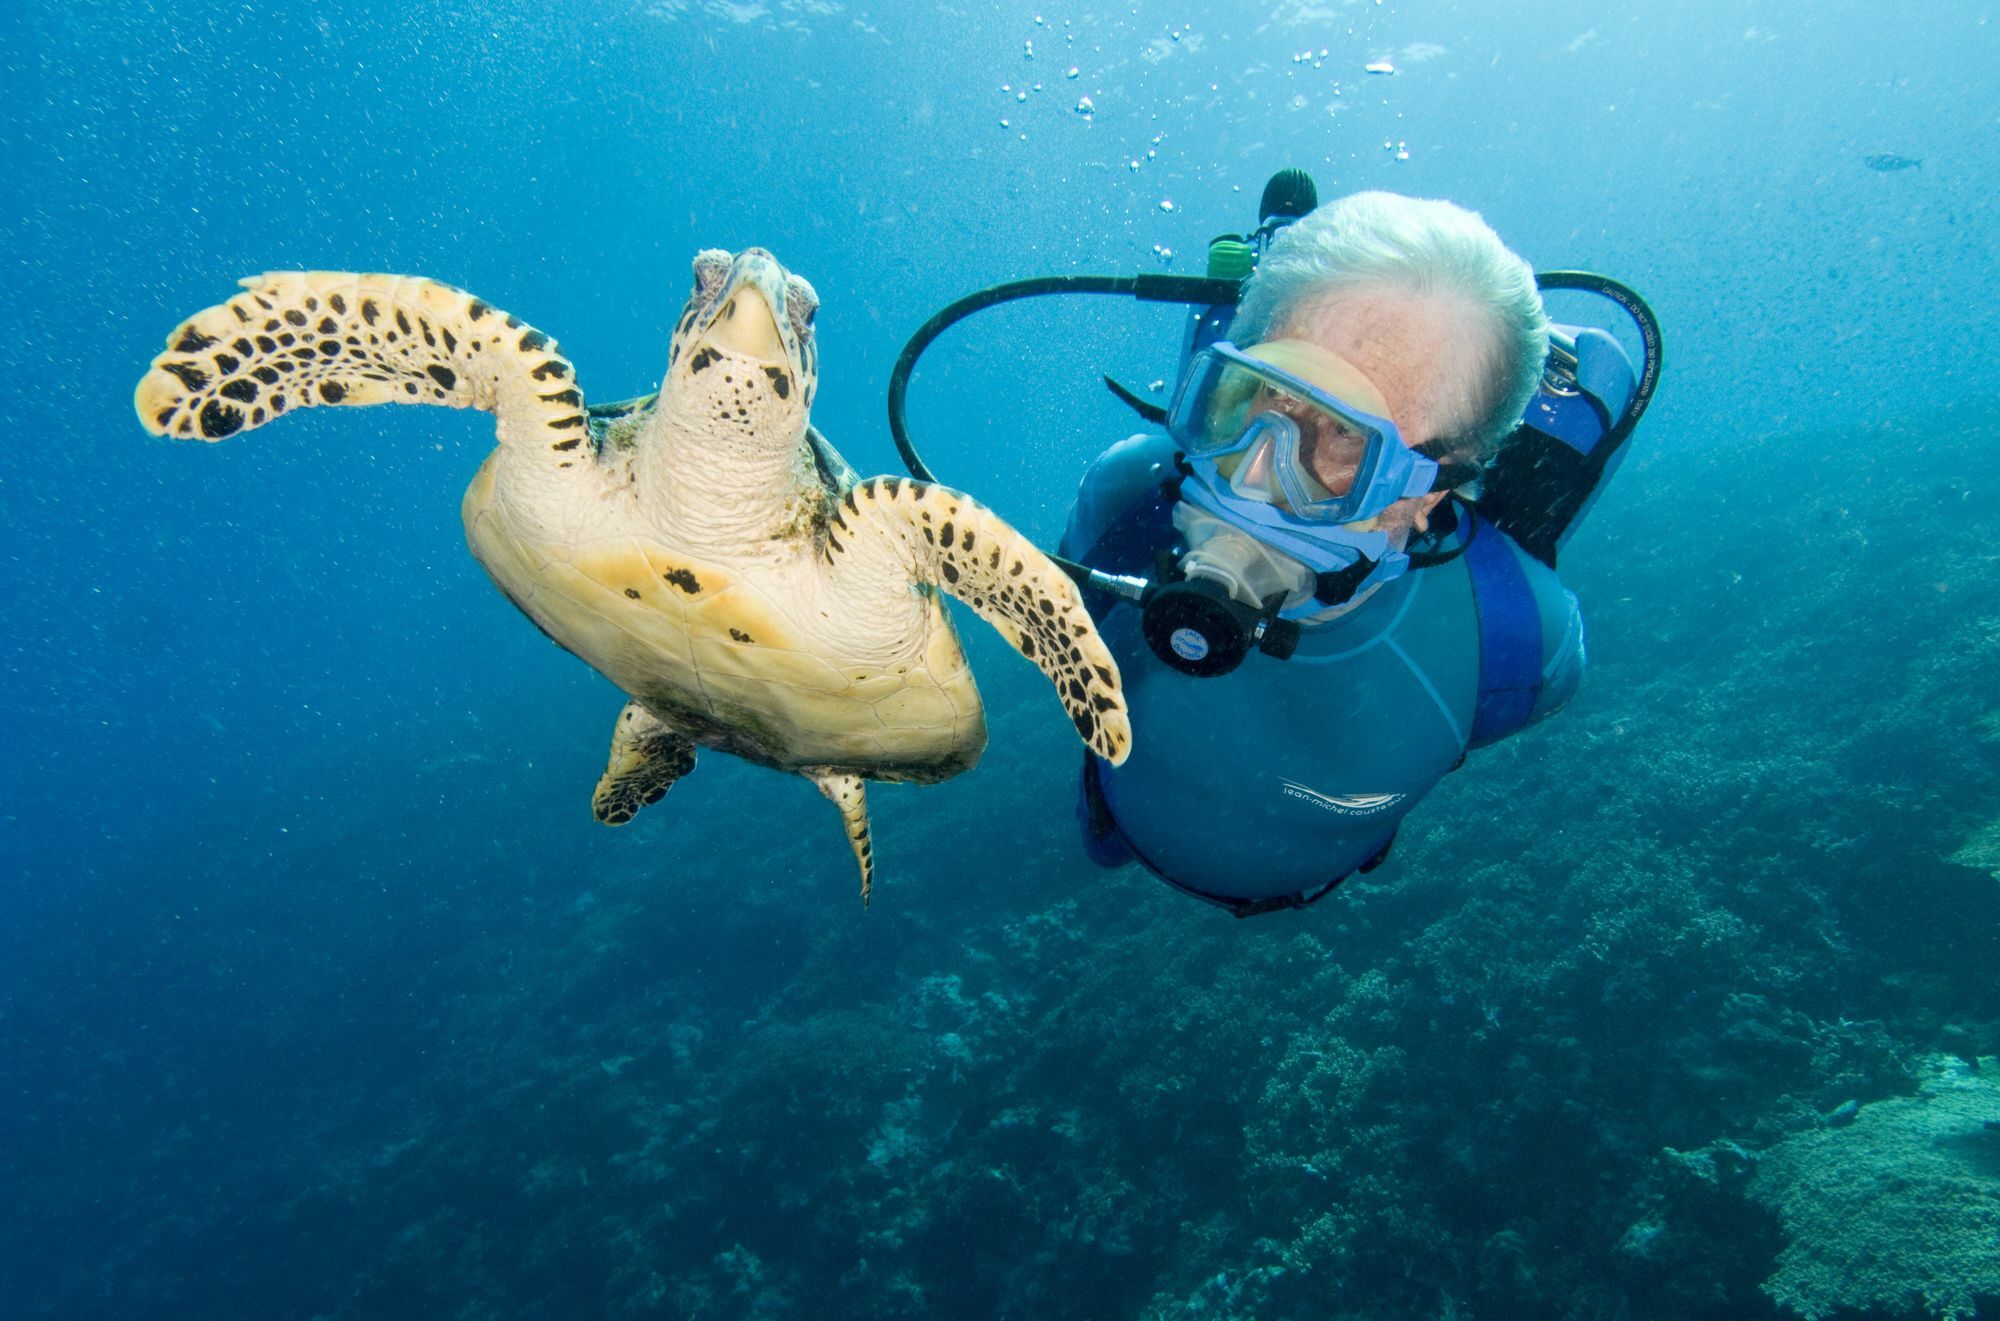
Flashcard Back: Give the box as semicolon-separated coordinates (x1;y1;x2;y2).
4;1;1999;1317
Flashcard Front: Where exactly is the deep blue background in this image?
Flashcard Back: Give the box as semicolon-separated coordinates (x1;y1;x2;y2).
4;2;1997;1317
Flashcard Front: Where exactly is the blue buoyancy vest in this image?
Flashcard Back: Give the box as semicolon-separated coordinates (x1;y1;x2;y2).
1062;434;1583;913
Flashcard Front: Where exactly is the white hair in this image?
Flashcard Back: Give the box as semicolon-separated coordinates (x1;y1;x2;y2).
1232;191;1549;461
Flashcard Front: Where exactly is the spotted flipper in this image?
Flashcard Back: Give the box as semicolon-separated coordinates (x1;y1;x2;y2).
828;477;1132;766
592;701;697;826
808;769;874;906
135;272;593;470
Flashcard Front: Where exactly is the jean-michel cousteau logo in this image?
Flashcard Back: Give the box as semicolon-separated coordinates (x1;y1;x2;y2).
1279;779;1405;815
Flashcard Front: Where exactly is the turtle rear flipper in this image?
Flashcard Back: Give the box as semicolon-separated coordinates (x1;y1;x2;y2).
592;701;696;826
807;769;875;907
135;272;592;472
828;477;1131;766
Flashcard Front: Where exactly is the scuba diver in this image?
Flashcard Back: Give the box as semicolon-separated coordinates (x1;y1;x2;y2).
889;171;1658;917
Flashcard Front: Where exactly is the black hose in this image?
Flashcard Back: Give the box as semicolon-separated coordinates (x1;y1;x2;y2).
887;273;1241;482
1533;270;1662;449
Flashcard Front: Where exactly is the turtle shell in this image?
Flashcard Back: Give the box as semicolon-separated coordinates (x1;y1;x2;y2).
461;455;987;782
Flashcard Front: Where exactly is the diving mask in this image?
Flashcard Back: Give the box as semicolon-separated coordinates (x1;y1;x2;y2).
1167;341;1448;525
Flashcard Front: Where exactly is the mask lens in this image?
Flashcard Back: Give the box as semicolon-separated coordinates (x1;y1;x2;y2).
1170;346;1409;523
1185;359;1323;448
1291;413;1369;499
1177;357;1263;455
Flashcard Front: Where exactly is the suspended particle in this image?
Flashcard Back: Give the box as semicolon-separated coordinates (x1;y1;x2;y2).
1025;39;1035;58
1016;90;1028;102
1066;66;1080;79
1075;96;1095;117
1129;159;1143;171
1365;59;1396;75
1158;198;1176;212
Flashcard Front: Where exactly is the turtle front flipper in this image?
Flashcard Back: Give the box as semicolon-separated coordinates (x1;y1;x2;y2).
592;701;697;826
807;769;875;906
135;272;593;473
828;477;1132;767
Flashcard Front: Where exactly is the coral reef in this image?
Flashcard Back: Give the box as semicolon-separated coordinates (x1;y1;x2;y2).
13;396;2000;1320
1749;1059;2000;1321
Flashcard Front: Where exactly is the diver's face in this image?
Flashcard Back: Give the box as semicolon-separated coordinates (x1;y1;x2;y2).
1273;286;1488;537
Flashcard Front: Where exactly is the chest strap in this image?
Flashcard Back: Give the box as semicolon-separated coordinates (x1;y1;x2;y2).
1464;512;1544;749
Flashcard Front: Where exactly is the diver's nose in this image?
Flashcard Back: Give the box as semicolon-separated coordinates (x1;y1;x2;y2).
1228;432;1283;504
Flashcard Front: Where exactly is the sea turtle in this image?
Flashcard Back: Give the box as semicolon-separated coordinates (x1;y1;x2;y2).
134;247;1130;903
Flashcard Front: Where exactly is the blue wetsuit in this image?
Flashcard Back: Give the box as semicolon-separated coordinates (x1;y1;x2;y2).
1060;433;1586;914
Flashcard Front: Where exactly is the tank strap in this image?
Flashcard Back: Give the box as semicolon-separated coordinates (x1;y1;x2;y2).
1465;512;1545;749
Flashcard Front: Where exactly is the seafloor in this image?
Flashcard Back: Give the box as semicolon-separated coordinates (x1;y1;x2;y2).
7;406;2000;1320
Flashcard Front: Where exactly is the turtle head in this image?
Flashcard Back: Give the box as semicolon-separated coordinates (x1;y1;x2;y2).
657;247;818;448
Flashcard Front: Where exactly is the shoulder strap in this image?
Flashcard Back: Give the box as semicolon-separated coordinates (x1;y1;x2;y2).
1464;513;1546;749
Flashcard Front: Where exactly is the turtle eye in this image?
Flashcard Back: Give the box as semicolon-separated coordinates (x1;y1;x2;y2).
785;274;820;337
691;250;733;298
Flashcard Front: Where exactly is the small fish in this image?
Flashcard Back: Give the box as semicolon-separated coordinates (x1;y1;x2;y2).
1864;153;1922;172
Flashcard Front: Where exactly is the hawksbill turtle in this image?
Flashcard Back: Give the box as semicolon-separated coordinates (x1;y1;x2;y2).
134;247;1130;903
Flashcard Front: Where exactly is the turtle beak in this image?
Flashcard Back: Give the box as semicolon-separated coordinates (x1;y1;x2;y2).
696;249;794;367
